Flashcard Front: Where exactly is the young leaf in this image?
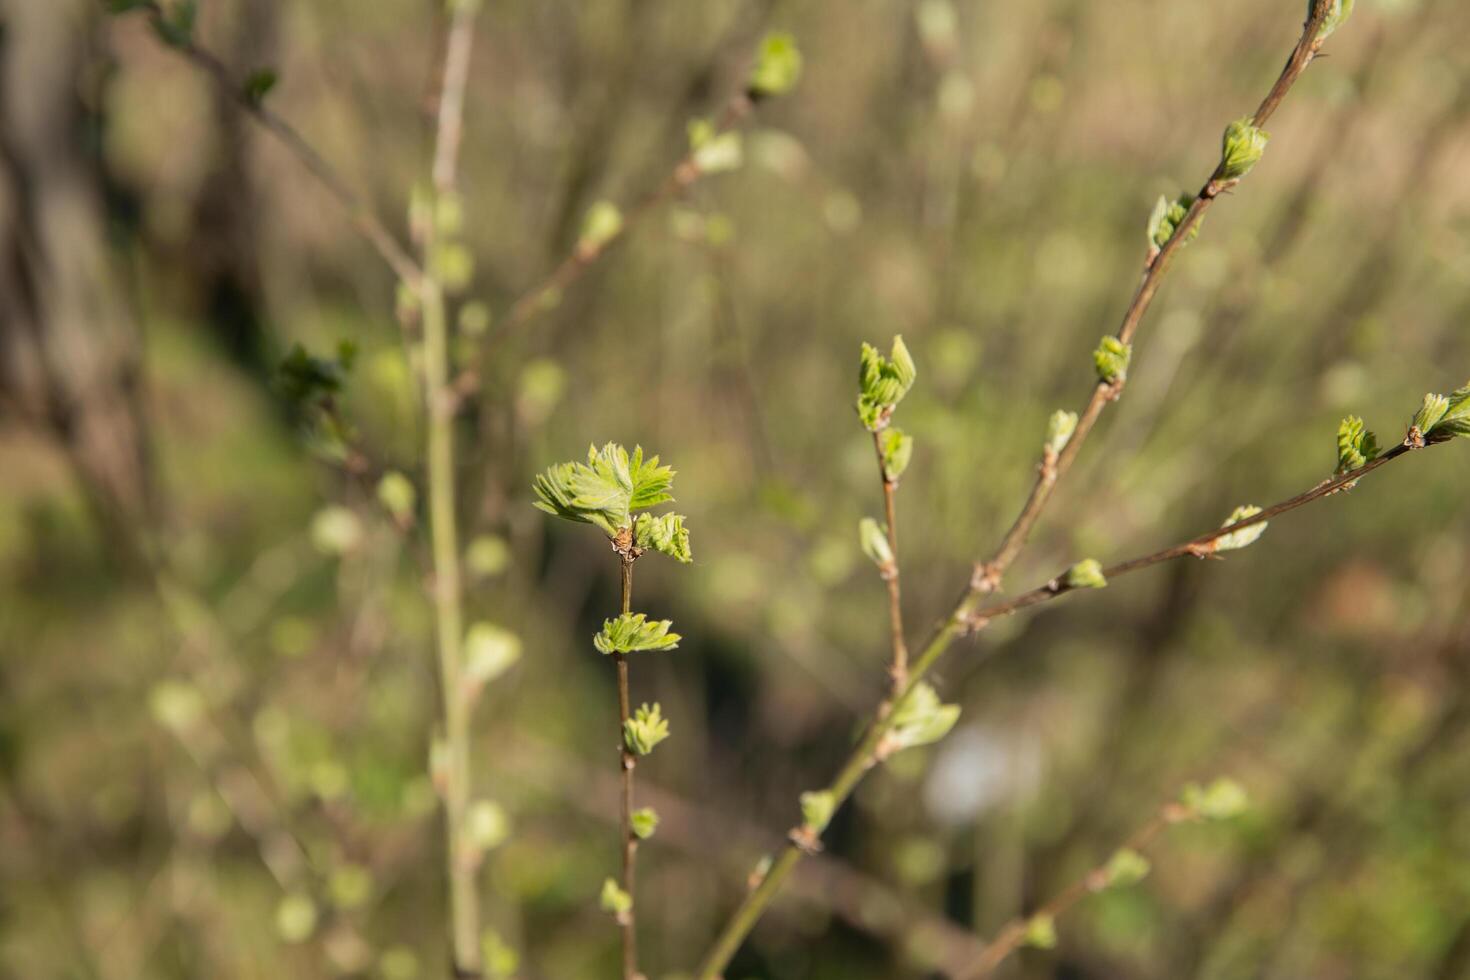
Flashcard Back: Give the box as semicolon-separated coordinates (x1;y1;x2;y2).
1103;848;1152;888
594;613;681;655
532;443;675;536
880;428;914;482
579;201;623;253
748;31;803;98
376;471;416;522
1313;0;1354;40
630;807;660;840
599;878;632;916
856;336;918;430
858;517;894;569
1214;505;1268;552
623;703;671;756
1045;410;1078;457
799;790;836;834
1093;336;1131;385
1336;415;1380;474
1182;777;1249;820
634;512;692;563
1146;194;1199;251
1418;381;1470;441
689;120;744;174
884;682;961;754
1064;558;1108;590
1219;117;1269;182
1022;914;1058;950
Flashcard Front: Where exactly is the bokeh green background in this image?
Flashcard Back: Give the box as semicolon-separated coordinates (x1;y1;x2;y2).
4;0;1470;978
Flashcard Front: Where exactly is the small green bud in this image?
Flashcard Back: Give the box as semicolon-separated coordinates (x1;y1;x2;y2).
634;512;693;563
459;300;492;336
594;613;681;655
880;428;914;482
1214;505;1268;552
376;471;416;522
311;505;363;555
859;517;894;570
466;799;511;852
464;623;522;686
328;863;374;911
623;703;671;756
630;807;660;840
1102;848;1152;888
1182;777;1249;820
1022;914;1057;950
578;201;624;253
243;69;278;107
1413;393;1450;436
799;789;836;834
150;679;205;733
1218;117;1269;182
1336;415;1380;474
435;191;465;236
1064;558;1107;590
1415;382;1470;442
1312;0;1354;40
748;32;803;98
481;930;518;979
857;335;918;430
1093;336;1131;385
430;241;474;292
1045;410;1078;457
466;535;512;578
599;878;632;917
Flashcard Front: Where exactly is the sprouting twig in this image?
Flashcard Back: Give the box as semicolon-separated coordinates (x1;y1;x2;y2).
870;429;909;692
613;552;643;980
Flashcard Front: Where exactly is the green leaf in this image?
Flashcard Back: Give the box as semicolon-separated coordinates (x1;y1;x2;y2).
623;703;670;756
594;613;681;655
1312;0;1354;40
1420;381;1470;441
800;790;836;834
1064;558;1107;590
1215;505;1268;552
857;336;918;430
1182;777;1249;820
858;517;894;569
243;69;278;107
1336;415;1380;473
630;807;660;840
1219;117;1269;182
634;512;692;563
1103;848;1152;888
1022;914;1057;950
884;682;961;754
880;427;914;482
748;31;803;98
1045;410;1078;457
599;878;632;916
1146;193;1199;251
1093;336;1131;385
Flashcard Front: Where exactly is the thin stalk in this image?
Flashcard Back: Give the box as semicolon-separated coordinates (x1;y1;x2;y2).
871;430;908;692
692;437;1432;979
615;556;641;980
957;799;1199;979
422;5;483;974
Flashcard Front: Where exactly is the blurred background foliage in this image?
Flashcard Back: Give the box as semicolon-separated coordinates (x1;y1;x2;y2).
3;0;1470;977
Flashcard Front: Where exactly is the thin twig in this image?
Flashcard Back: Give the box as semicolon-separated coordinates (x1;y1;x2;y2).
420;3;483;975
871;430;909;692
133;1;423;288
958;798;1200;979
614;555;642;980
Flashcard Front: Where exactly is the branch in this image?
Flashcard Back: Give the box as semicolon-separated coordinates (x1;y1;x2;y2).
130;1;424;289
614;556;642;980
871;429;909;692
970;0;1337;598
